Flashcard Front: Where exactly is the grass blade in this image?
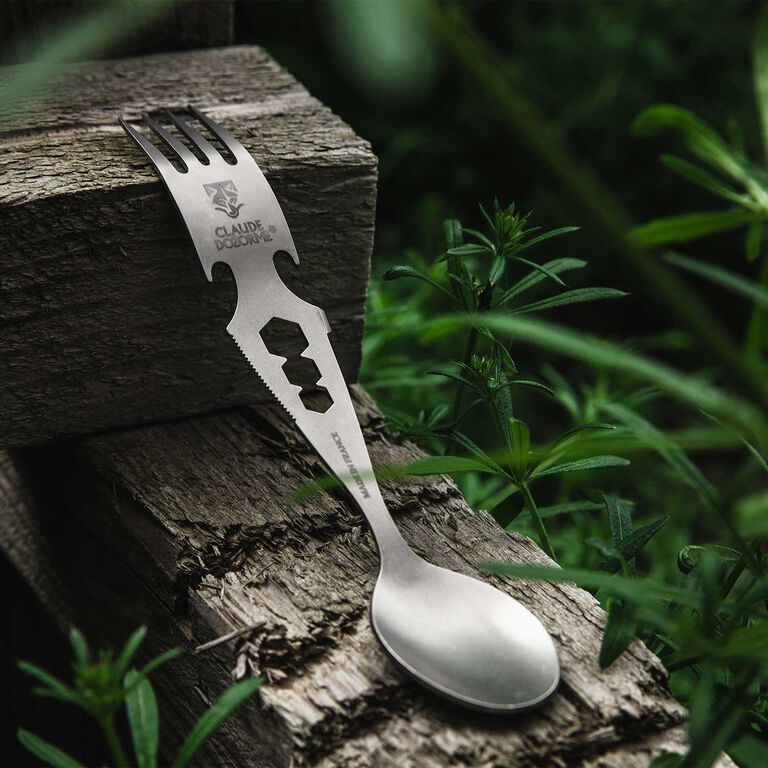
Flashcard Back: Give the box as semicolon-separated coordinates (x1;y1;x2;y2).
173;678;262;768
437;313;766;441
481;562;696;606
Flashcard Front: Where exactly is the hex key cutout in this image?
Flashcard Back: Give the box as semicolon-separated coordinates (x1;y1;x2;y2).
260;317;333;413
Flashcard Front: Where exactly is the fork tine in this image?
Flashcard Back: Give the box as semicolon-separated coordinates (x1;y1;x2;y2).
119;118;176;177
165;111;218;162
187;105;248;162
142;112;197;170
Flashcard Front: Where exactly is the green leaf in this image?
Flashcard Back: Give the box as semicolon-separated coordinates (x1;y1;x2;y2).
173;678;262;768
461;227;495;250
401;455;498;476
754;4;768;158
480;563;696;607
728;732;768;768
517;225;579;251
382;265;453;299
633;105;746;181
508;419;530;477
649;753;683;768
137;647;182;680
113;626;147;682
682;666;757;768
507;379;555;396
548;423;617;451
537;500;605;518
444;219;471;308
530;455;629;479
513;256;567;287
17;730;83;768
599;599;636;668
17;662;79;705
68;628;89;667
605;495;633;549
125;670;159;768
450;431;508;476
489;254;506;285
659;155;750;206
496;257;586;306
746;222;763;262
664;251;768;308
599;518;669;572
444;218;463;251
631;210;762;247
511;287;626;315
426;368;482;394
446;244;489;257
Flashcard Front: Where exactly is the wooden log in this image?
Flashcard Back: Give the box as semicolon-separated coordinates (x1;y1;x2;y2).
1;388;735;767
0;46;377;448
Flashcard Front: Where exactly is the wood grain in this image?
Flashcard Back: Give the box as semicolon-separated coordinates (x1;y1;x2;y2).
0;46;377;447
1;388;735;767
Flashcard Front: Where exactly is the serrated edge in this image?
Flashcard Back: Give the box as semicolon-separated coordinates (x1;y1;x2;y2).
231;332;300;421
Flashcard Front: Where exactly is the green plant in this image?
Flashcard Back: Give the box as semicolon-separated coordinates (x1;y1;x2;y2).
17;626;261;768
380;201;627;560
360;6;768;764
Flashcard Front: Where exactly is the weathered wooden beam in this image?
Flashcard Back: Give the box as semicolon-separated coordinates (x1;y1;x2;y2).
0;46;377;447
1;389;735;767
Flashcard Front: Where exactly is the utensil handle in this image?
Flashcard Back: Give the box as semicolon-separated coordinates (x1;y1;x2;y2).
227;259;408;560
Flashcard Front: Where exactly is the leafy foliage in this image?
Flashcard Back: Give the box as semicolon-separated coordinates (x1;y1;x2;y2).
379;201;628;559
17;627;261;768
364;23;768;760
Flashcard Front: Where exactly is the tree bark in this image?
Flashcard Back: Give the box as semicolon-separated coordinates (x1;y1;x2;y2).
0;45;377;448
0;389;734;767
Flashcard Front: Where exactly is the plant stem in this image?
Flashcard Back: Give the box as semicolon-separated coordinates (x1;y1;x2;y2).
100;716;129;768
520;483;555;560
449;326;478;427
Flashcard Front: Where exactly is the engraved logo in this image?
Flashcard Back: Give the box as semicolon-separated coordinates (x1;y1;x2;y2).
203;180;243;219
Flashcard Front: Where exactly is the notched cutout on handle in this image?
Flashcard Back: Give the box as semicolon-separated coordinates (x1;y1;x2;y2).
260;317;333;413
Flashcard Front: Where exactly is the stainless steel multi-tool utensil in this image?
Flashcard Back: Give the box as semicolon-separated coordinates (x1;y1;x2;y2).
120;108;559;712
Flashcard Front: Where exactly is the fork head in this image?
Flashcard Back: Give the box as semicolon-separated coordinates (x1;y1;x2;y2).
119;106;297;281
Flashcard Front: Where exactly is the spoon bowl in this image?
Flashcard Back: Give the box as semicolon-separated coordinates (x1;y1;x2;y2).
372;553;560;712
